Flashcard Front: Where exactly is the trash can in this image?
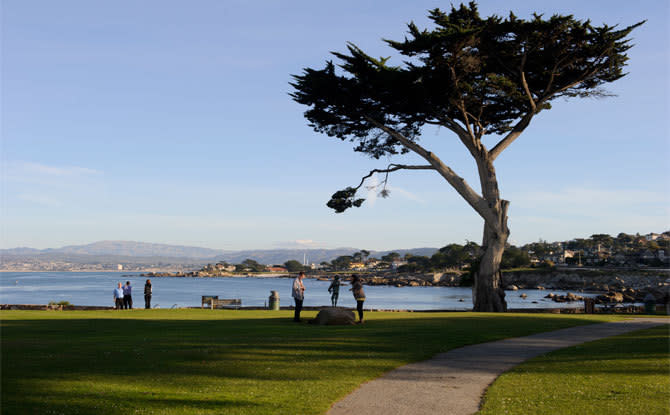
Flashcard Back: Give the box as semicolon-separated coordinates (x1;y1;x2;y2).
584;298;595;314
269;290;280;310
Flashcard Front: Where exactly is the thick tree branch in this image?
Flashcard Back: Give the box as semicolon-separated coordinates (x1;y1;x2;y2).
520;71;537;113
365;116;498;225
488;112;533;161
520;49;537;113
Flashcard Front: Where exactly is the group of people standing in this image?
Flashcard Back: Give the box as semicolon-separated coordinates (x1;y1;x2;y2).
292;272;366;323
113;280;152;309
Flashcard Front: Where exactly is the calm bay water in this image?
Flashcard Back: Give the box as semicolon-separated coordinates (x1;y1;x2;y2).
0;272;598;310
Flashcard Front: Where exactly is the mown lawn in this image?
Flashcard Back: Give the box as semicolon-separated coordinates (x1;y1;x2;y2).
478;324;670;415
1;310;621;415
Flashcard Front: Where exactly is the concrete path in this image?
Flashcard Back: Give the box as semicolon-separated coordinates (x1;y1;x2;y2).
328;318;669;415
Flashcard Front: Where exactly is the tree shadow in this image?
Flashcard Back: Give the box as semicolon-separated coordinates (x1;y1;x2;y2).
0;313;633;414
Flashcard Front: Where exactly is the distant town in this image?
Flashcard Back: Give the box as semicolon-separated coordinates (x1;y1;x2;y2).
1;231;668;273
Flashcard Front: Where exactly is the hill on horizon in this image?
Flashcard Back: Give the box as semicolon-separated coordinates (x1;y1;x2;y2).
0;240;438;265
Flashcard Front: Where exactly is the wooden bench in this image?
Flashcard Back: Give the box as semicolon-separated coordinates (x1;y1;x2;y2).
201;296;241;309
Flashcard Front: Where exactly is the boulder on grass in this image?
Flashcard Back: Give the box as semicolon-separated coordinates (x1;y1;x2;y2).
310;307;356;325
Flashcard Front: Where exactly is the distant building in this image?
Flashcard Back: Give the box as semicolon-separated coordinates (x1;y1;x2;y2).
349;262;366;270
215;263;236;272
365;259;380;269
117;264;123;270
391;260;408;269
267;266;287;272
645;233;660;241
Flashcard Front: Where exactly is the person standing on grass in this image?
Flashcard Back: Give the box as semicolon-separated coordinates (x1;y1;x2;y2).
350;275;366;324
292;271;306;322
123;281;133;309
144;279;152;309
328;275;340;307
113;282;124;310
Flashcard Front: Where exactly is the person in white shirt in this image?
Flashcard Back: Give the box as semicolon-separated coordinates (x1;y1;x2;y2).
292;272;305;322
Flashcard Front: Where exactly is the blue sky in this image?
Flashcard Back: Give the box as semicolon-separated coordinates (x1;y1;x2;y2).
2;0;668;250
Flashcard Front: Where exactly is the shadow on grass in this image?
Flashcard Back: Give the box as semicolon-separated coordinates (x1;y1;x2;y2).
0;313;627;415
4;389;262;415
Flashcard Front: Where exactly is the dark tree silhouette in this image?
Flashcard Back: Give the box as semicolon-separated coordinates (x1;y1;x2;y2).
291;2;643;311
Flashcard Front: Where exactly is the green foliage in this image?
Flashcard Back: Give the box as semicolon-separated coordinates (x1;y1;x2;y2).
235;259;266;272
398;254;433;272
326;187;365;213
283;260;305;272
381;252;401;262
524;240;552;257
291;2;642;212
331;255;353;270
433;243;481;270
501;246;531;269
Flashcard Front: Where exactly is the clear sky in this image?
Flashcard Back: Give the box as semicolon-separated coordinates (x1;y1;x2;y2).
2;0;669;251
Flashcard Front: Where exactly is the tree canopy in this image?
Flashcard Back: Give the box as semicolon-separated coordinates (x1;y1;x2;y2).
291;2;642;311
291;2;642;212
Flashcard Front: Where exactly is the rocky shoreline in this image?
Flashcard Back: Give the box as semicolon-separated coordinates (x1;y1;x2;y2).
501;270;669;304
141;269;670;305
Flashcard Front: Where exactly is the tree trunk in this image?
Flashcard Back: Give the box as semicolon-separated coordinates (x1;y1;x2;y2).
473;152;509;312
473;220;509;312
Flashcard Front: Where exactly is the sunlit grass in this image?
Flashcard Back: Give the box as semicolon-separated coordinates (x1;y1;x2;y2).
478;324;670;415
1;309;623;415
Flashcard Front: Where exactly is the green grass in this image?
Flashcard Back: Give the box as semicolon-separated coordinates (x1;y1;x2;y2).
1;310;623;415
478;324;670;415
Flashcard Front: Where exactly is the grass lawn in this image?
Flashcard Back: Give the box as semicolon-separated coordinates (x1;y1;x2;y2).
478;324;670;415
1;310;622;415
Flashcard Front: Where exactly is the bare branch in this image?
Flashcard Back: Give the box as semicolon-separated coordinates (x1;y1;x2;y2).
352;164;435;191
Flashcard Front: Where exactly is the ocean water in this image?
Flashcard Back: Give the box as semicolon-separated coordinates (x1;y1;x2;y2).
0;272;599;310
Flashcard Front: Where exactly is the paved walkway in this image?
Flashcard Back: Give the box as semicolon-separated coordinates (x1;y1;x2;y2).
328;318;669;415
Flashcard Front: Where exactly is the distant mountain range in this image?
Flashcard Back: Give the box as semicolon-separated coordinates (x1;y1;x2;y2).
1;240;438;266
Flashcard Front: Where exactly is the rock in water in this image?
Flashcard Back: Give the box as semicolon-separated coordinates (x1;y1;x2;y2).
310;307;356;325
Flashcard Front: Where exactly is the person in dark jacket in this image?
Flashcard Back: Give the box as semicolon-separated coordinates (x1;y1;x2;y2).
123;281;133;309
144;279;152;309
328;275;340;307
350;275;365;323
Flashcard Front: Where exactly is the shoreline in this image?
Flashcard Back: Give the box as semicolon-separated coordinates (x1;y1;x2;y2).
1;303;660;314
